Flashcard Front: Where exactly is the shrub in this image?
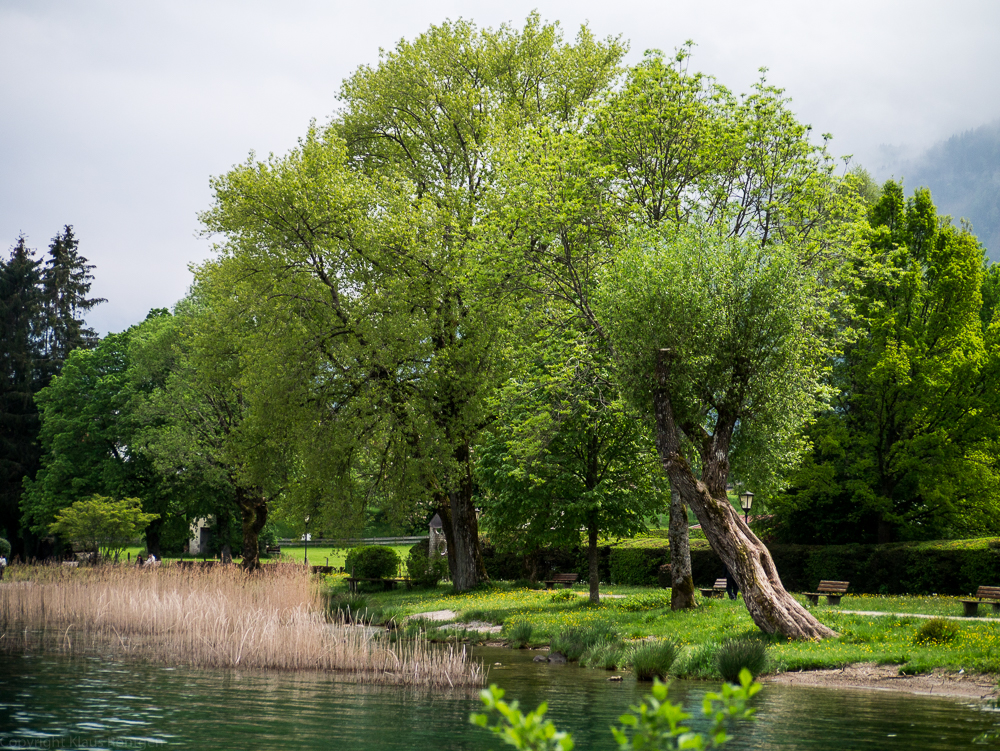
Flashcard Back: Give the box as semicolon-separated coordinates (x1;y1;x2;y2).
405;540;448;587
550;623;618;662
549;589;575;602
503;621;534;649
913;618;960;645
581;639;627;670
716;637;769;683
0;537;10;558
629;639;680;681
345;545;400;579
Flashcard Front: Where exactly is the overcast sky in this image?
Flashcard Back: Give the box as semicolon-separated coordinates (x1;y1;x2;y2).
3;0;999;335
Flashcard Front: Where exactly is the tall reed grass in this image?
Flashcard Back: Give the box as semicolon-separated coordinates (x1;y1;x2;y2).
0;563;482;688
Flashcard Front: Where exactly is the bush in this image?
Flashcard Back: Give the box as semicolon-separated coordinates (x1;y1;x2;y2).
581;639;627;670
550;623;618;662
630;639;680;681
0;537;10;558
913;618;960;645
716;638;769;683
344;545;400;579
550;589;575;602
503;621;534;649
673;642;721;679
405;540;448;587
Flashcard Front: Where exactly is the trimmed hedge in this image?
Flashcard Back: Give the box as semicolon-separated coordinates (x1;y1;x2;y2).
687;538;1000;596
479;535;1000;595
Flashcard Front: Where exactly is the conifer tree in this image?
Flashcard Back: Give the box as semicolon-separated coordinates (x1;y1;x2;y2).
0;236;44;546
40;225;104;384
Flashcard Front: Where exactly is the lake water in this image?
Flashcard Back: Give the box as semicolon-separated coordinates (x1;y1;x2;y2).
1;647;997;749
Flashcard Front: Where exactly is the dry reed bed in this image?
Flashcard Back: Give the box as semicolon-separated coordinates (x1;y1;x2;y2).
0;564;482;688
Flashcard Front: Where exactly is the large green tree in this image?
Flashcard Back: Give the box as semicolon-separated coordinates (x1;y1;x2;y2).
597;226;840;638
773;182;1000;543
488;48;859;630
476;330;665;604
198;15;626;590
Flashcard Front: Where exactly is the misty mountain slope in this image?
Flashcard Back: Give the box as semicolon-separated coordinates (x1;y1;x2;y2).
882;120;1000;260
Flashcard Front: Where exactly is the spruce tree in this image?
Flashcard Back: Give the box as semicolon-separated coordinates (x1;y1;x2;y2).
40;225;104;384
0;236;44;546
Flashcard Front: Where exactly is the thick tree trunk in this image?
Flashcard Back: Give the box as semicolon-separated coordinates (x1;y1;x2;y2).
653;352;835;639
144;517;163;559
588;516;600;605
449;487;487;591
236;488;267;572
668;486;696;610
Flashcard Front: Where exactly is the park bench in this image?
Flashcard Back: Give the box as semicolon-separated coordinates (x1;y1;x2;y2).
544;573;579;590
699;578;727;598
345;577;409;593
804;581;849;605
959;586;1000;617
265;545;281;555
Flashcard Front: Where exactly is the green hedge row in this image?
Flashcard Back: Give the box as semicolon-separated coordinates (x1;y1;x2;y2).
689;538;1000;596
483;536;1000;595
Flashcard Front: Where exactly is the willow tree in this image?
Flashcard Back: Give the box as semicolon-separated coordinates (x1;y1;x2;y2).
488;46;862;631
199;15;625;590
596;227;837;638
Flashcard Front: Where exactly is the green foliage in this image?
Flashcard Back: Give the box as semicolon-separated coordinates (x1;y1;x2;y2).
550;623;619;662
471;672;760;751
629;639;680;681
715;638;770;683
773;181;1000;543
913;618;960;646
48;495;159;562
405;540;448;587
345;545;401;579
549;589;575;602
0;537;10;557
471;685;575;751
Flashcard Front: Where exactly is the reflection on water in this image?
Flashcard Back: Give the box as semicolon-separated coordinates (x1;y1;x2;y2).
0;647;996;750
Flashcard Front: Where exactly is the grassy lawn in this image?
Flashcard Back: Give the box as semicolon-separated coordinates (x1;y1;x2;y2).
119;545;411;570
323;578;1000;677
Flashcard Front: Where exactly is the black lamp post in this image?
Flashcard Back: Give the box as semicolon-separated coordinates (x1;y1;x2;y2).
304;515;310;565
739;491;754;524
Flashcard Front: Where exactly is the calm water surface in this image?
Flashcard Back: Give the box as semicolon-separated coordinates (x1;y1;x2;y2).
1;647;997;750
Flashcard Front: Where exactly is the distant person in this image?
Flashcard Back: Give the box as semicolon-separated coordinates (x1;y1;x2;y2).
725;566;739;600
136;554;145;566
0;555;6;580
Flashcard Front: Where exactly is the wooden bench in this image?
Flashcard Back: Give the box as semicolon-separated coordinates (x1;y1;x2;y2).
345;577;408;593
699;578;727;597
959;586;1000;617
804;581;849;605
264;545;281;555
544;573;579;590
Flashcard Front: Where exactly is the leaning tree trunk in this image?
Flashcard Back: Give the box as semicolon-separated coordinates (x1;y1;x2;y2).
668;486;697;610
587;515;600;605
653;353;835;639
236;487;267;572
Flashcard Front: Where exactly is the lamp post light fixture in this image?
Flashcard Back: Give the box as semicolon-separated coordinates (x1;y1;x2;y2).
738;491;754;524
304;515;311;565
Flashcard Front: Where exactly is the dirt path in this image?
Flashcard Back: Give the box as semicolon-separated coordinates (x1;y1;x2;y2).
764;662;998;699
